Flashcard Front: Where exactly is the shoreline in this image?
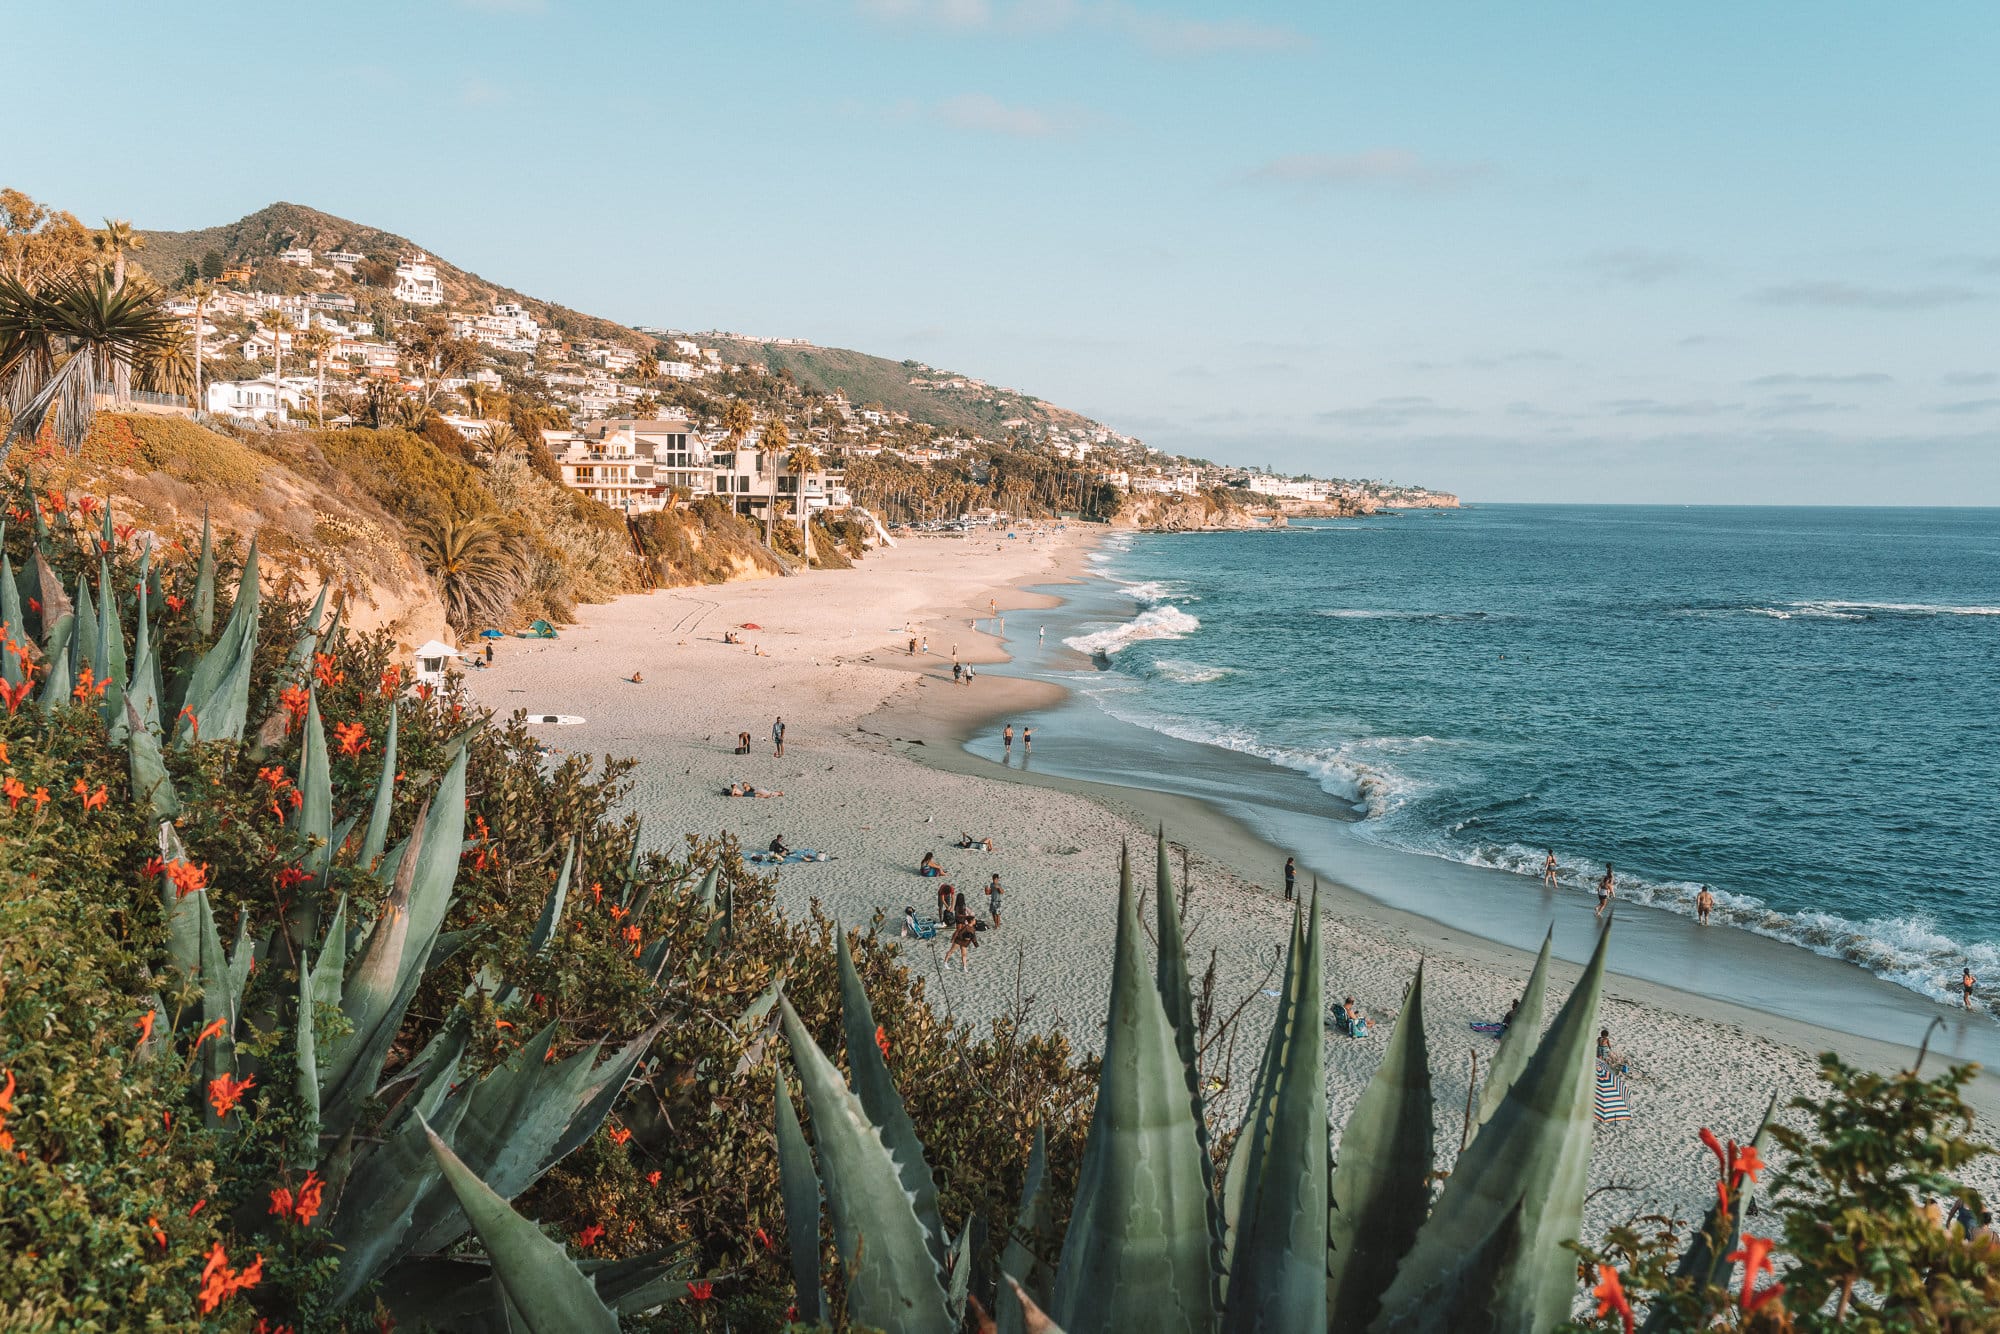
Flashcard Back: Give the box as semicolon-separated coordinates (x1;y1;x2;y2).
470;524;1998;1236
870;533;2000;1126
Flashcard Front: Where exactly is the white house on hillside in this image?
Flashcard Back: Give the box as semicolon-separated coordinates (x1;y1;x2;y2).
206;376;305;422
394;254;445;306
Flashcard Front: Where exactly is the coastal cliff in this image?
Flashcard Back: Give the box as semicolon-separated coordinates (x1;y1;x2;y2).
1110;487;1388;532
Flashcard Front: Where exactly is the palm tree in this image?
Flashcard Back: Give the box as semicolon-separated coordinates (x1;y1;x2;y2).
413;513;524;633
136;321;196;400
722;397;754;446
758;418;789;549
0;269;179;461
186;279;214;409
786;440;821;567
476;421;522;460
262;309;294;419
297;324;336;425
460;381;490;420
637;350;659;381
94;218;146;291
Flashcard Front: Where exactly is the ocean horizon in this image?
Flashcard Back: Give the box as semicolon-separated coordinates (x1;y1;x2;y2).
977;504;2000;1021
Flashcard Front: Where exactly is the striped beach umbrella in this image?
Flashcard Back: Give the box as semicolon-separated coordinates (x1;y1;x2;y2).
1593;1060;1634;1122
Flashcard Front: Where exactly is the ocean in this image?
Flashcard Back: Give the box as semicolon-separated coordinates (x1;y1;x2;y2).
1028;506;2000;1014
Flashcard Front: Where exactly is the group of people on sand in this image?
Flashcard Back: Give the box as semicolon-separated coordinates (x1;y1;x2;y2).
909;845;1006;970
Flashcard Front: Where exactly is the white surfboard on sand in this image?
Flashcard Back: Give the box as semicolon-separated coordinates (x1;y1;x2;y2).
525;714;585;725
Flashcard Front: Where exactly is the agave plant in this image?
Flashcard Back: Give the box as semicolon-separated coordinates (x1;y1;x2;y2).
774;831;1613;1333
0;516;679;1329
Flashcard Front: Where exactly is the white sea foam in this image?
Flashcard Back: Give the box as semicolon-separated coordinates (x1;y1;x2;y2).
1318;608;1496;622
1063;604;1201;657
1119;579;1185;604
1685;600;2000;622
1151;658;1235;685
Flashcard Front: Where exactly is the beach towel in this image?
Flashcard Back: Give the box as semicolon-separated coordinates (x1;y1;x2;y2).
1470;1021;1508;1037
747;849;832;865
1593;1060;1633;1122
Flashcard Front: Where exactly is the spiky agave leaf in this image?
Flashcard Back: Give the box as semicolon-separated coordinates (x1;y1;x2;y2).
837;930;946;1263
126;696;179;820
0;550;23;687
777;995;953;1334
416;1116;620;1333
177;541;259;745
1473;930;1551;1137
528;837;575;958
998;1125;1055;1334
1371;927;1613;1333
775;1066;827;1325
287;584;329;675
35;612;73;715
295;944;321;1144
396;744;467;977
294;688;334;890
1327;962;1435;1331
1153;831;1228;1282
72;569;98;675
357;705;398;871
947;1213;984;1326
192;509;215;637
1221;909;1304;1285
1222;888;1328;1333
1050;849;1219;1334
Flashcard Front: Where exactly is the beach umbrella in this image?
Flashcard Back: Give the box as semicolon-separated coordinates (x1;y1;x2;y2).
479;628;504;639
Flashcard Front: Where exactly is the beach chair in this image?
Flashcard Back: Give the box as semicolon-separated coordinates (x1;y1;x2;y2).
911;917;940;940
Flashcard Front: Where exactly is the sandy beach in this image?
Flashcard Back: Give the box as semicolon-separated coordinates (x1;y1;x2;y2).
470;528;1999;1239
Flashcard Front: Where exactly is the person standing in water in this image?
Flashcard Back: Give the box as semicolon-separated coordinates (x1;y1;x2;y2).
1596;863;1615;917
1003;723;1014;755
1022;726;1033;755
1696;885;1715;925
1964;964;1978;1011
1542;849;1559;890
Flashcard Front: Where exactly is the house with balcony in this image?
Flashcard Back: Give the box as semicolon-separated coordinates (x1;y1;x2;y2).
393;254;445;306
710;431;850;525
205;376;305;422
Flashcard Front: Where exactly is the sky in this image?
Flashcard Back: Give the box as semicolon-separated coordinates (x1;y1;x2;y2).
7;1;1998;502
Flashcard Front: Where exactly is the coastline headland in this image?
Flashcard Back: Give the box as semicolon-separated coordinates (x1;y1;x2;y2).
469;521;1999;1240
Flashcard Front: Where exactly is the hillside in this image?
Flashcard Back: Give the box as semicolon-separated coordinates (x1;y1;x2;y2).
138;201;643;345
139;201;1131;443
706;337;1106;440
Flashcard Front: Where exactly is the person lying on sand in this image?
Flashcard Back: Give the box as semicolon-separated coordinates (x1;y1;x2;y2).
726;783;782;798
956;834;995;852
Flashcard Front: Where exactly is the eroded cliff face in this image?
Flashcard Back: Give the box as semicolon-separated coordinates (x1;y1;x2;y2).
1110;491;1381;531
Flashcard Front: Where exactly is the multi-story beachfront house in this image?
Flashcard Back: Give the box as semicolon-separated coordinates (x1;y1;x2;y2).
543;416;718;513
205;376;306;422
393;254;445;306
710;430;850;524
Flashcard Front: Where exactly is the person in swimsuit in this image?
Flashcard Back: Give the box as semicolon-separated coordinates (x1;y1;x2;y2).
1284;856;1296;902
1696;885;1715;925
1596;864;1615;918
1964;964;1978;1011
1542;849;1559;890
1003;724;1014;754
987;872;1004;927
1022;726;1032;754
945;914;978;970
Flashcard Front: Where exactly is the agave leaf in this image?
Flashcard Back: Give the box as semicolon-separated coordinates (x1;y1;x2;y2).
529;838;575;956
321;797;428;1111
126;577;160;733
178;540;259;745
192;509;216;637
0;550;24;687
1221;909;1304;1284
287;584;330;674
30;546;71;635
1008;1276;1073;1334
35;612;73;715
309;896;349;1014
617;820;645;908
396;744;467;978
1051;848;1219;1334
837;930;946;1263
1373;927;1613;1331
778;996;953;1333
1155;831;1226;1272
775;1065;827;1325
1473;931;1551;1137
739;962;788;1030
947;1213;984;1326
997;1125;1054;1334
327;1087;464;1305
296;945;321;1140
73;571;98;673
99;558;124;679
1370;1203;1525;1334
1328;962;1435;1331
295;688;334;889
126;696;180;821
195;889;236;1125
158;825;202;978
547;1016;672;1166
1223;888;1327;1333
357;705;399;871
1640;1096;1778;1333
225;909;255;1016
415;1116;620;1332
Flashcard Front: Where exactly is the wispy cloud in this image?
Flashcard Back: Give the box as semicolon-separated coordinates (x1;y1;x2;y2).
1751;395;1855;419
1938;253;2000;276
1241;149;1489;194
1581;248;1695;286
1942;371;1998;387
1932;398;2000;415
1598;398;1737;418
1749;281;1987;310
854;0;1310;56
1316;395;1468;427
929;92;1075;137
1744;372;1892;387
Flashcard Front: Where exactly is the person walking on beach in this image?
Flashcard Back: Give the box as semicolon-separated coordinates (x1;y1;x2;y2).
920;635;929;655
1964;964;1978;1011
1003;723;1014;755
1022;726;1033;755
1542;849;1559;890
1284;856;1297;902
1696;885;1715;925
772;717;786;758
1596;863;1615;918
987;872;1004;927
946;912;979;971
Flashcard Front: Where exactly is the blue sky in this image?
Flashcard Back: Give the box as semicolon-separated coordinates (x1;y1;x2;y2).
9;1;1998;502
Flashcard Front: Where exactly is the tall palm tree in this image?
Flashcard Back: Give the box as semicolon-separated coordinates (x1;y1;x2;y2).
460;381;490;420
413;513;524;632
722;397;754;446
0;269;178;461
186;279;214;409
786;440;821;567
262;309;294;419
94;218;146;291
476;421;522;460
758;418;789;549
297;324;336;425
637;350;659;381
136;321;196;399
